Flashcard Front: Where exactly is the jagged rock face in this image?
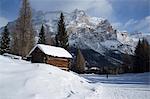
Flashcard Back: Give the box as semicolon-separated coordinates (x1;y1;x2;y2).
0;9;149;67
64;9;135;55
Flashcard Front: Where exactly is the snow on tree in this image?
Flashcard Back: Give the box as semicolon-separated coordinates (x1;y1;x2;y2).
55;12;69;50
0;25;10;54
12;0;35;57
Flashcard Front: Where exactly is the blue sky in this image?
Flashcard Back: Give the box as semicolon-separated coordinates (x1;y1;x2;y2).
0;0;149;33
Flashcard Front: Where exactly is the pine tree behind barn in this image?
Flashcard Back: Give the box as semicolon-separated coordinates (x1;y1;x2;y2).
28;44;72;70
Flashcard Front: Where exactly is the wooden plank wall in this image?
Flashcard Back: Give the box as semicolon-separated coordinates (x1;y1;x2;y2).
46;57;69;68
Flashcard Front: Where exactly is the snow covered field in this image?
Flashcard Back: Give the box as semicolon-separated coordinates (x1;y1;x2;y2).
0;55;149;99
82;73;150;99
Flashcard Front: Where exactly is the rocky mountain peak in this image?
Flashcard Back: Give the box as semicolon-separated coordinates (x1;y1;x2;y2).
71;9;86;18
0;9;149;67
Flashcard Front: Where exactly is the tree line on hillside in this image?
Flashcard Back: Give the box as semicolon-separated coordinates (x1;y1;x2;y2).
121;39;150;73
133;39;150;72
0;0;149;74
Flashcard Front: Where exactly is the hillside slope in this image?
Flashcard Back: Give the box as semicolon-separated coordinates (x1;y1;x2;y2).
0;55;96;99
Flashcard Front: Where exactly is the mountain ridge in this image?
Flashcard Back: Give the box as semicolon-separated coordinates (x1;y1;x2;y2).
0;9;150;67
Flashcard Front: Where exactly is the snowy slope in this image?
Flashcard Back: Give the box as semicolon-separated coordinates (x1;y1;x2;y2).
0;55;95;99
130;33;150;44
0;55;149;99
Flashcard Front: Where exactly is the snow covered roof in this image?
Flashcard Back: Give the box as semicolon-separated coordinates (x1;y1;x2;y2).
28;44;72;58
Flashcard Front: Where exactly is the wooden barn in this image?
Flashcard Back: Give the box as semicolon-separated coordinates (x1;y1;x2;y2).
27;44;72;70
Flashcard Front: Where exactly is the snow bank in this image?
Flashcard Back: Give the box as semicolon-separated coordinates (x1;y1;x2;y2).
3;53;22;60
0;55;96;99
0;55;149;99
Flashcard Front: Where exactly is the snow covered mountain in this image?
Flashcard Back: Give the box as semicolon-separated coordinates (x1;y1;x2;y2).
0;9;149;67
31;9;148;55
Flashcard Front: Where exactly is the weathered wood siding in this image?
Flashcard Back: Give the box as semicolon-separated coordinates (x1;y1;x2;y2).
30;47;71;70
46;57;70;68
31;47;46;63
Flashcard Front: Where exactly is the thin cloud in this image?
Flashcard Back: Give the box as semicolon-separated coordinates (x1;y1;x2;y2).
0;17;9;27
113;16;150;33
124;19;138;29
30;0;113;19
133;16;150;33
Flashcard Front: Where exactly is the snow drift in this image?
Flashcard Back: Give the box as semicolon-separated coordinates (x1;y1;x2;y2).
0;55;149;99
0;55;96;99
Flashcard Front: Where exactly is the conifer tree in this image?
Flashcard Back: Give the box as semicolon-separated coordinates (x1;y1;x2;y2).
76;48;86;73
55;12;69;50
134;40;142;72
12;0;35;57
134;39;150;72
141;39;150;72
38;25;46;44
0;26;10;54
122;53;132;73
